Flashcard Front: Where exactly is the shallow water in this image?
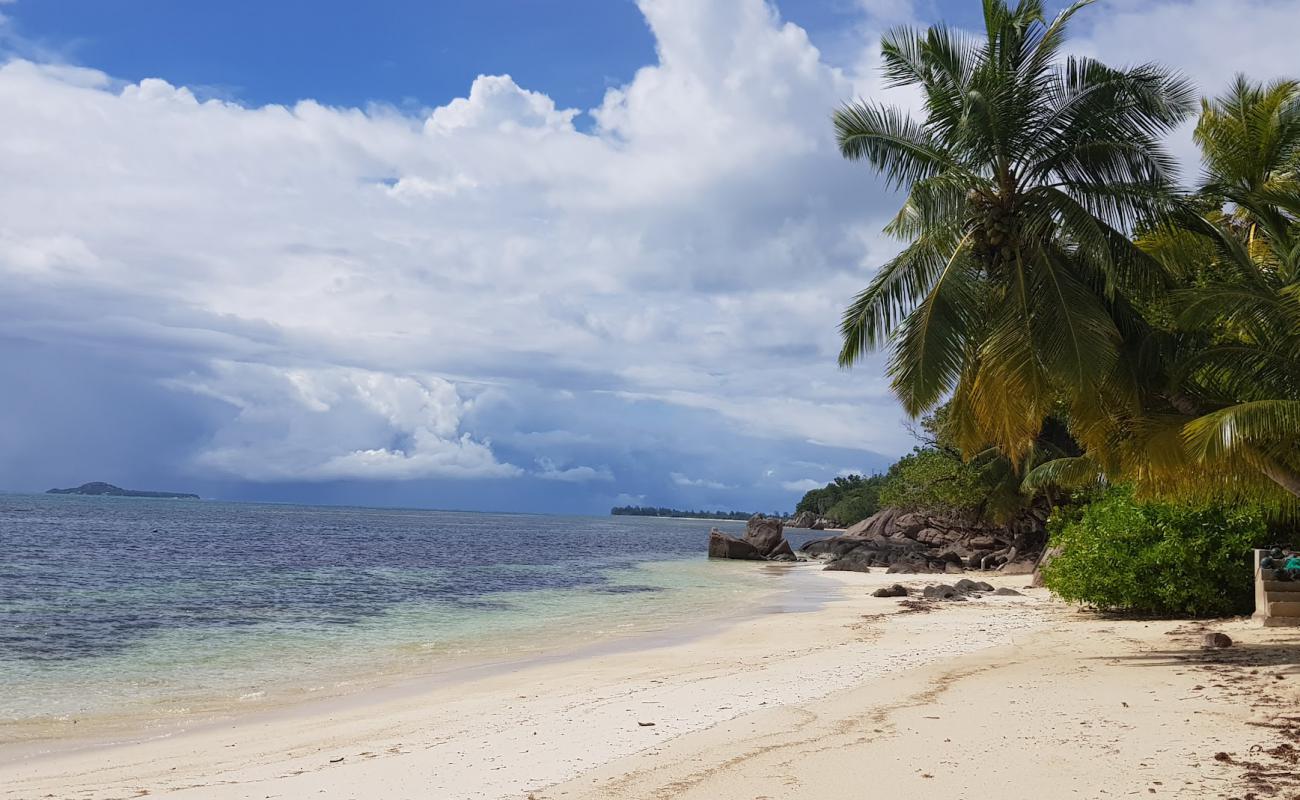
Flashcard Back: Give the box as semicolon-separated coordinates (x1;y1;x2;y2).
0;495;819;742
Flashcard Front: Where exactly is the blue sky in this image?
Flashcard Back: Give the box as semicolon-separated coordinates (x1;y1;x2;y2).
8;1;661;112
5;1;1005;111
0;0;1295;513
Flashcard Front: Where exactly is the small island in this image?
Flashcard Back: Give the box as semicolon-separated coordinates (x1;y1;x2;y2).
47;481;199;500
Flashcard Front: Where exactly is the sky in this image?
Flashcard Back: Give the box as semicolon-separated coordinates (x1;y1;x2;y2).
0;0;1297;514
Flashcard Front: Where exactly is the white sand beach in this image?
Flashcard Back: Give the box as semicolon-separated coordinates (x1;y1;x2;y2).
3;568;1296;800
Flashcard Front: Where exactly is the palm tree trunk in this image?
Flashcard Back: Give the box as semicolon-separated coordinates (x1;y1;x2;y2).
1165;393;1300;498
1257;455;1300;498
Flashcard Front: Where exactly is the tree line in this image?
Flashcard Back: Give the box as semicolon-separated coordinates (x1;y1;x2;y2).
611;506;785;521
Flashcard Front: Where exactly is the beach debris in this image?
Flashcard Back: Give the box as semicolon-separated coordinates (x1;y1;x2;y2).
638;721;656;727
329;756;344;764
871;584;910;598
896;599;936;613
1202;633;1234;649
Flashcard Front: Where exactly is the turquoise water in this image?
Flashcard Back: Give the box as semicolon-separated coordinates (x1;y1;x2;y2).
0;496;811;742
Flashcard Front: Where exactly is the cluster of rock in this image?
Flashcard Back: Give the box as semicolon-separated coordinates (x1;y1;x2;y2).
787;510;835;530
801;506;1045;575
921;579;1024;599
871;579;1024;599
708;515;799;562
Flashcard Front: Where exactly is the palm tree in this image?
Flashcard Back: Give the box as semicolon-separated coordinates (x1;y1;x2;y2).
1195;75;1300;209
1168;78;1300;499
1026;77;1300;504
835;0;1194;464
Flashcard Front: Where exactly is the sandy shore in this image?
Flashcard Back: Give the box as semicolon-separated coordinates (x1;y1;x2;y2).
4;567;1298;800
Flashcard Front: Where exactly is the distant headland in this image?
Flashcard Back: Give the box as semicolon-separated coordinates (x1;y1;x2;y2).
46;482;199;500
611;505;786;521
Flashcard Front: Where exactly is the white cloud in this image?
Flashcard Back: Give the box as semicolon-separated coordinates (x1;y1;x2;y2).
535;457;614;483
780;478;824;492
426;74;578;135
616;387;906;453
2;0;1294;491
1079;0;1300;97
0;0;921;487
1075;0;1300;182
670;472;733;490
169;363;520;481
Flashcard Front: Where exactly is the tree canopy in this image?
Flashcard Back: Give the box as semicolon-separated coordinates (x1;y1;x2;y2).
794;473;887;526
837;0;1300;511
835;0;1193;466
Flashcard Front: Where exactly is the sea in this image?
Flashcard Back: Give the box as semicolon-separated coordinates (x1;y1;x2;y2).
0;494;823;746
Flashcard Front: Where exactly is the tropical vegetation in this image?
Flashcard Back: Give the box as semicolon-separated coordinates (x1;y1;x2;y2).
1041;486;1269;616
794;405;1072;527
793;473;886;525
835;0;1193;465
831;0;1300;612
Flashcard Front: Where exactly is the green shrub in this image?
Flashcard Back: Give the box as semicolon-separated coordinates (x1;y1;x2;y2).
826;492;880;527
795;474;885;525
1041;486;1268;617
877;448;988;515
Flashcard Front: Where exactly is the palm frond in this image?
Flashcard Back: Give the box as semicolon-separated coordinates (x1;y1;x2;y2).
1021;454;1105;491
964;299;1054;461
838;226;969;366
833;101;950;189
1183;400;1300;462
1195;75;1300;195
883;238;980;413
884;171;988;240
1029;244;1122;388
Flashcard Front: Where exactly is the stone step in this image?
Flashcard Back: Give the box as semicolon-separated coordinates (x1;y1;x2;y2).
1258;614;1300;627
1261;581;1300;593
1266;601;1300;617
